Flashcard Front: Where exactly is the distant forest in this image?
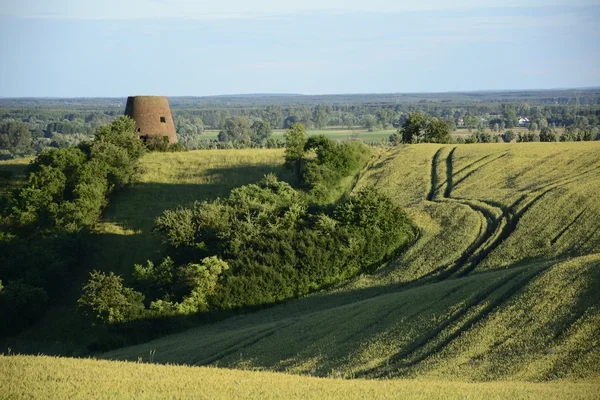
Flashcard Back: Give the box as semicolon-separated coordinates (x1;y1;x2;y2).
1;88;600;158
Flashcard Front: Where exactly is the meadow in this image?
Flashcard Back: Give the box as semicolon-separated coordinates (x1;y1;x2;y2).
2;355;599;400
3;141;600;396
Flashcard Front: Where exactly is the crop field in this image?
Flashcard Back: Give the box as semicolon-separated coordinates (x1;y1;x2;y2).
5;142;600;397
2;355;599;400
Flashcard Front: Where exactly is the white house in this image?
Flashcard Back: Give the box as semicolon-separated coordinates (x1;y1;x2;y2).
518;117;530;126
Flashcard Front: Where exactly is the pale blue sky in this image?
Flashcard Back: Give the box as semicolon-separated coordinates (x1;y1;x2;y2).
1;0;599;97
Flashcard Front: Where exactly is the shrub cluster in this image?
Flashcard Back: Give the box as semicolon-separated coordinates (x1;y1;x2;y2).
284;123;372;200
144;175;414;312
77;128;413;327
0;117;145;336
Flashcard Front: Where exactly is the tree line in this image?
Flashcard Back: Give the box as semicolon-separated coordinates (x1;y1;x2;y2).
2;98;600;157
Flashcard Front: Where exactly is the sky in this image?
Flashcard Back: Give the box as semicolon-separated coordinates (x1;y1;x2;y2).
0;0;599;97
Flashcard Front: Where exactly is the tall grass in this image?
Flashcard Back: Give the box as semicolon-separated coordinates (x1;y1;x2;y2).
2;355;598;400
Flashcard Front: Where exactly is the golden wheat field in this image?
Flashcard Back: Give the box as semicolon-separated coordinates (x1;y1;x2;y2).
2;355;599;400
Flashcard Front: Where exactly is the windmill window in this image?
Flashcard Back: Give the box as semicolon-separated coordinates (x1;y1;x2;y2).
160;116;166;123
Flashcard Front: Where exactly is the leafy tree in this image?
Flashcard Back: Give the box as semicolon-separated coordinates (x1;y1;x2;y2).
78;271;145;324
0;121;32;157
284;123;308;180
361;114;379;132
463;115;480;131
390;112;451;144
539;127;557;142
425;117;452;143
502;130;516;143
395;111;427;143
502;104;519;128
218;117;251;143
250;120;272;144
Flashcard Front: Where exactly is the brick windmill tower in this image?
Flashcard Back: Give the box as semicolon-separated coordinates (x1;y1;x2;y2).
124;96;178;144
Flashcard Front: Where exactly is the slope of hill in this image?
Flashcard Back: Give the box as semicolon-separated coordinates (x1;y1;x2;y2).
2;355;599;400
99;142;600;381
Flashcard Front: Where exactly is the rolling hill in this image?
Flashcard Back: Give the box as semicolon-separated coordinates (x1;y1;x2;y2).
3;142;600;398
99;142;600;382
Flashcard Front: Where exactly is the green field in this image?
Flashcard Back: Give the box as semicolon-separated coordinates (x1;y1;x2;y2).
4;142;600;396
98;142;600;380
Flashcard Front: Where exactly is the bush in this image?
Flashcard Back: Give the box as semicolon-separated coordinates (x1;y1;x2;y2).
150;177;414;312
78;271;145;324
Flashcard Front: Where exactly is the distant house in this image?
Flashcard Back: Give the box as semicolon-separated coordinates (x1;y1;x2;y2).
518;117;530;126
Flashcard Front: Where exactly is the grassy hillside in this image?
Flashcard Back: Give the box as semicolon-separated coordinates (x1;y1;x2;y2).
4;142;600;391
98;142;600;382
3;355;599;400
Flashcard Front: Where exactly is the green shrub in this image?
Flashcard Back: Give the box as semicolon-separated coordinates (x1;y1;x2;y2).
150;176;414;312
78;271;145;324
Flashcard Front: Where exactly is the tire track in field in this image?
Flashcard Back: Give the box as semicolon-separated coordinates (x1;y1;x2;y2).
368;148;599;377
358;265;546;378
454;165;600;276
195;320;297;366
424;147;600;278
422;146;502;279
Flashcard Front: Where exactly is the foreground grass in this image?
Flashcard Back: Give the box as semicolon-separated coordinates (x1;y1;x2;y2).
2;355;598;400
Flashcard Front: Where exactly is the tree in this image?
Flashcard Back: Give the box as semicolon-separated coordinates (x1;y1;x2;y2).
463;115;479;131
250;120;272;144
425;117;452;143
284;123;307;180
312;105;329;129
503;104;519;128
78;271;145;324
539;127;557;142
528;122;538;132
398;111;427;143
218;117;251;143
361;114;378;132
342;113;355;130
502;130;516;143
0;121;32;157
390;112;451;144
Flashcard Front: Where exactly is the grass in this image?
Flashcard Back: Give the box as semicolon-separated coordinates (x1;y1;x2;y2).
2;355;599;400
3;142;600;395
100;255;600;381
